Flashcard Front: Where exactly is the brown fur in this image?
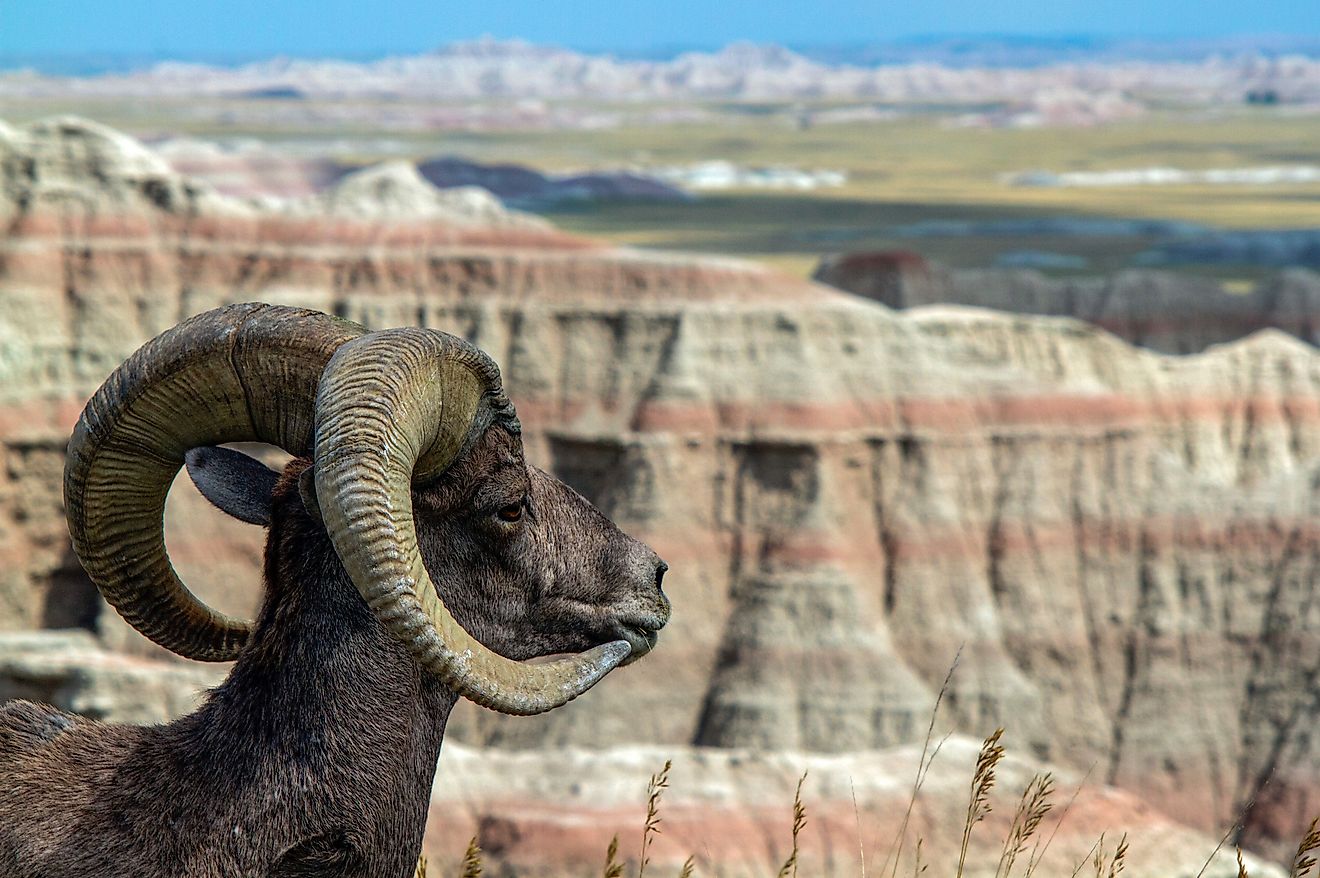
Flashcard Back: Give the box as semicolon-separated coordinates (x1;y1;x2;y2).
0;426;669;877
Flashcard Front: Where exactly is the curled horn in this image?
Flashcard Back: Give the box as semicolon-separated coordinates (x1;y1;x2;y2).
64;303;365;660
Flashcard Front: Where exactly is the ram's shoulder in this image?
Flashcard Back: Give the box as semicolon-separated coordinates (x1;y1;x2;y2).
0;700;83;759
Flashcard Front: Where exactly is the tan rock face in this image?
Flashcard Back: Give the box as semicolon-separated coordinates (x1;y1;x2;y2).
1;118;1318;860
0;631;222;724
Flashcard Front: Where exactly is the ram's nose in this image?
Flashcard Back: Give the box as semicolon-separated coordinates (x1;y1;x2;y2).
616;551;669;661
641;553;672;627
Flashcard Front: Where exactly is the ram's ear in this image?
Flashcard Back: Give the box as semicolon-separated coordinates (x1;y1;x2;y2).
297;465;323;526
185;446;279;526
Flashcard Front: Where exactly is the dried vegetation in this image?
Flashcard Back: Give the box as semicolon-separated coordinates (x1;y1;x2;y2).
413;658;1315;877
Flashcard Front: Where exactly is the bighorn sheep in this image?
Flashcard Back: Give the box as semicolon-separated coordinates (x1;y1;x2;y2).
0;304;670;877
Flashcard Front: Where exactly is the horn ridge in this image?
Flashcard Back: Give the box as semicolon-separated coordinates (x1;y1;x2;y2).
64;304;365;660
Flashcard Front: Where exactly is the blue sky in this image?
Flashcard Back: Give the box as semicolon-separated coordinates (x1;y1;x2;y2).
0;0;1315;57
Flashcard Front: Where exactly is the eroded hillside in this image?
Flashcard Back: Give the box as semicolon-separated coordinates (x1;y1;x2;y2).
1;117;1317;861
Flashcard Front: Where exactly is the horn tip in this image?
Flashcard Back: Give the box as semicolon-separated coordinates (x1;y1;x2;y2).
579;640;633;685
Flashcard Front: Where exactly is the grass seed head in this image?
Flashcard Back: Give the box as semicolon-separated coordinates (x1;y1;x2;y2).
460;838;483;878
1108;834;1128;878
997;772;1055;878
639;760;673;878
1292;817;1320;878
604;834;625;878
777;772;809;878
957;728;1007;878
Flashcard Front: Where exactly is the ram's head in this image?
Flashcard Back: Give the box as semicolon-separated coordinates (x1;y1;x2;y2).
65;304;670;715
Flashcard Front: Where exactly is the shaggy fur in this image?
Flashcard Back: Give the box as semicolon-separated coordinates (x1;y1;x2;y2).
0;426;669;877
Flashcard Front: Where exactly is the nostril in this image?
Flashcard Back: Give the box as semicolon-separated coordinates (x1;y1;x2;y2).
654;560;668;591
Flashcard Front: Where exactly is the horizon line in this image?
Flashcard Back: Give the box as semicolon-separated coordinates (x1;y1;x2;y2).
3;32;1320;78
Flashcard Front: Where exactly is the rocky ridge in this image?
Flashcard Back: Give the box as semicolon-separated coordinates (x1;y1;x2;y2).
144;139;692;205
814;250;1320;353
0;118;1317;862
0;116;551;230
4;41;1319;108
149;136;350;198
302;159;549;227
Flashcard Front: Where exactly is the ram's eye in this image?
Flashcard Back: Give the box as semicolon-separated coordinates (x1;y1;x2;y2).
496;502;523;522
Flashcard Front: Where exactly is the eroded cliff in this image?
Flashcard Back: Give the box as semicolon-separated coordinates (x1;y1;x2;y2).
1;118;1317;860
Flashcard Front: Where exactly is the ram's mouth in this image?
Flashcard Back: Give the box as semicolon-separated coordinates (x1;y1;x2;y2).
613;617;665;666
525;616;664;668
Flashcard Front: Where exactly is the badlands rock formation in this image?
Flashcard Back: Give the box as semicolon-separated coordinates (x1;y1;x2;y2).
1;118;1318;864
4;40;1319;109
303;159;551;227
154;137;682;210
150;136;351;198
814;250;1320;353
0;630;222;724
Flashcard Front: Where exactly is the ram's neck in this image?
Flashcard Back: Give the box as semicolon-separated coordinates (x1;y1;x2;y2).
202;572;458;774
186;509;458;874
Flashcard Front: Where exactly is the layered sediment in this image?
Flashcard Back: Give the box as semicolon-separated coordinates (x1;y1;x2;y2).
1;118;1317;862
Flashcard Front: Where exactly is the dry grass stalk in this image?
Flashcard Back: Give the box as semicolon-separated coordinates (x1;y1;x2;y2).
995;772;1055;878
777;772;809;878
604;835;626;878
1025;764;1094;878
1073;832;1127;878
1197;808;1260;878
1107;834;1128;878
882;647;963;878
639;760;672;878
1070;835;1105;878
956;728;1006;878
1292;817;1320;878
434;755;1320;878
413;854;428;878
460;837;483;878
852;781;867;878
